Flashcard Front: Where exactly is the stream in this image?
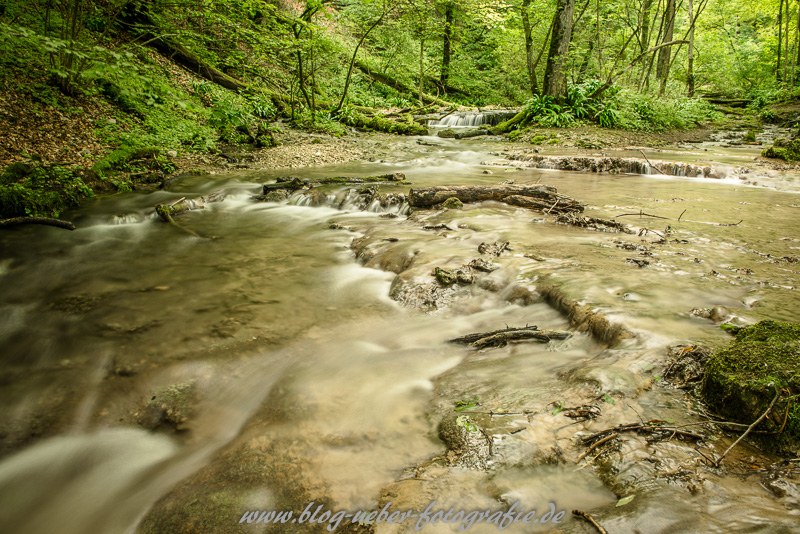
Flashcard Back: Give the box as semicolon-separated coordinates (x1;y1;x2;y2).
1;136;799;533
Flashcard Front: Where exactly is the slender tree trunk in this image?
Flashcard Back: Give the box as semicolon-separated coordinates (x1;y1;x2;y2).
521;0;539;94
640;0;653;52
543;0;576;99
656;0;676;94
785;0;791;83
687;0;695;96
440;1;454;87
778;0;784;82
334;4;392;114
794;0;800;88
419;38;425;105
578;39;594;77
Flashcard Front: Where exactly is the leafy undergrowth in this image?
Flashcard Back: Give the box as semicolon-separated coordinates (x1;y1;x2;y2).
0;162;94;218
702;320;800;454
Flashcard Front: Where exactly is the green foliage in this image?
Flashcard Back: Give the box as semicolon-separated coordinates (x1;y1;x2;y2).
454;396;480;412
0;163;93;218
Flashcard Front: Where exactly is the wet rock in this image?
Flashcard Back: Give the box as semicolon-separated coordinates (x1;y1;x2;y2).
478;241;510;256
434;267;458;285
468;258;497;272
437;416;492;470
264;189;289;202
437;128;457;138
138;380;197;430
663;345;711;390
50;294;101;314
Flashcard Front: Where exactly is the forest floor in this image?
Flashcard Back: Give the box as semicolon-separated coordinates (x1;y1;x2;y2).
0;76;792;185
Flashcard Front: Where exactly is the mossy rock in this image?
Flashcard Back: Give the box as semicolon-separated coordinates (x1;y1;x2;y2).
762;139;800;162
441;197;463;210
702;320;800;453
139;380;198;430
437;128;457;138
742;129;761;143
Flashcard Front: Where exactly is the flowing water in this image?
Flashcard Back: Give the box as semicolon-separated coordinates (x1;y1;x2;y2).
0;136;799;533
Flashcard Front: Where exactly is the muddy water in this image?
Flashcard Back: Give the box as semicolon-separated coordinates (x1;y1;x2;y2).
0;137;799;533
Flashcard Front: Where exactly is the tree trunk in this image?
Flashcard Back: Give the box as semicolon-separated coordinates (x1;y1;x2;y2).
687;0;695;96
640;0;653;52
543;0;576;99
419;38;425;106
794;0;800;88
778;0;784;82
656;0;676;94
785;0;791;83
521;0;539;94
440;1;454;87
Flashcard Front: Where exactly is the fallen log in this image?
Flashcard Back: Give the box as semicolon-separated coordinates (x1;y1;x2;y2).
454;128;490;140
449;326;571;349
408;184;583;213
0;216;75;231
262;173;406;194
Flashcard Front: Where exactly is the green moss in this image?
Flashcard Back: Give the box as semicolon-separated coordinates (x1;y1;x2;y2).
702;320;800;453
742;129;761;143
441;197;463;210
530;134;548;144
342;112;427;135
762;139;800;162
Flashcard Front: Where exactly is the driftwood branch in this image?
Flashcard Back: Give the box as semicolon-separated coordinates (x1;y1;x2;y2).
0;216;75;231
572;510;608;534
582;420;706;445
449;326;571;349
715;384;780;467
613;210;742;226
639;150;665;174
577;432;618;463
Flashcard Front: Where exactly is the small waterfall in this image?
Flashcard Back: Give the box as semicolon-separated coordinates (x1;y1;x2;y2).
286;188;410;216
428;110;517;128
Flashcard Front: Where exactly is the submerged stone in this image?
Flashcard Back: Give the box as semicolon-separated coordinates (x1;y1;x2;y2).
702;320;800;453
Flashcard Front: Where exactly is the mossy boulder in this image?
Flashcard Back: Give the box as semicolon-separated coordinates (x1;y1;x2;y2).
762;139;800;162
441;197;463;210
437;128;457;138
702;320;800;453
